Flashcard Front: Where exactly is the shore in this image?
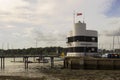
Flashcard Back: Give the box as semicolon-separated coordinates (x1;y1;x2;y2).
40;68;120;80
0;76;42;80
0;60;120;80
1;68;119;80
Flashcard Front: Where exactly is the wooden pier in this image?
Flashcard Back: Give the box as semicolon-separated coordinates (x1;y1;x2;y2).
0;57;5;69
0;55;59;69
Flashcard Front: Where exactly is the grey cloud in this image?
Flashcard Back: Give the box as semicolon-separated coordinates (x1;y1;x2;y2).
0;12;11;16
0;0;114;48
16;6;32;11
34;29;66;42
24;0;38;3
105;28;120;36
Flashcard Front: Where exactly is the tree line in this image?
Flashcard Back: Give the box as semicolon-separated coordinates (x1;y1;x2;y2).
0;47;67;56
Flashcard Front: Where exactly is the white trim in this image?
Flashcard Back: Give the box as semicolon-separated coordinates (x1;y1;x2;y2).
67;52;84;56
67;52;97;57
67;42;97;47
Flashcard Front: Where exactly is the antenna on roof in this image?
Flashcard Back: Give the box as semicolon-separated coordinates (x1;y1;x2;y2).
73;10;75;24
2;43;4;50
83;12;85;23
7;42;9;50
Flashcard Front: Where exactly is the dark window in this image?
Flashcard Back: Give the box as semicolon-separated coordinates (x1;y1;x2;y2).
67;36;97;43
86;36;97;42
68;47;97;53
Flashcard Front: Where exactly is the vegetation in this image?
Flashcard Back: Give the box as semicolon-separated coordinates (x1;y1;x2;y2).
0;47;67;56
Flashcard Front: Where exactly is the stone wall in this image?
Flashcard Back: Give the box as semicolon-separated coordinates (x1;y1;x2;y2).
64;57;120;70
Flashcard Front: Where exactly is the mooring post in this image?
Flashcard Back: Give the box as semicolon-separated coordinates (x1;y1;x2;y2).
33;57;35;62
0;57;5;69
24;57;26;69
27;57;28;69
64;59;66;68
3;57;5;69
24;57;29;69
38;56;40;63
23;57;24;62
25;57;27;69
1;57;2;69
13;57;15;62
50;57;54;68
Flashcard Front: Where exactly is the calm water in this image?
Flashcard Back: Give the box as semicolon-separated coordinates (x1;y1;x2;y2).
0;57;63;78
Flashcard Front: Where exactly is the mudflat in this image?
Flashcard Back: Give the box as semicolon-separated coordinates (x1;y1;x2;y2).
41;68;120;80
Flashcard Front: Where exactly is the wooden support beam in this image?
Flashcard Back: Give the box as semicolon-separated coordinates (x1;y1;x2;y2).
1;57;5;69
13;57;15;62
3;57;5;69
50;57;54;68
38;57;40;63
33;57;35;62
1;57;2;69
24;57;29;69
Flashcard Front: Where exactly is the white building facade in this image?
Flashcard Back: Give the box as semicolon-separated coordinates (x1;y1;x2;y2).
67;21;98;57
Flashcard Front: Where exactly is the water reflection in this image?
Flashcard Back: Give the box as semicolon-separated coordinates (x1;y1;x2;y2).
0;58;63;78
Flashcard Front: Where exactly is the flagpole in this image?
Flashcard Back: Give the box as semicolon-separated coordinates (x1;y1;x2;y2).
83;12;85;23
73;11;75;52
76;12;82;22
73;11;75;24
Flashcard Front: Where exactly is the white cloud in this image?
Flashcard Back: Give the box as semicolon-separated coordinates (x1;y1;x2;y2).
0;0;119;49
0;0;28;12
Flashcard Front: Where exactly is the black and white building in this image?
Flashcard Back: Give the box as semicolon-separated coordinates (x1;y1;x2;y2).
67;21;98;57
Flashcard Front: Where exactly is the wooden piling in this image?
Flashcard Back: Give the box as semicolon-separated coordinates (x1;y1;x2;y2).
13;57;15;62
1;57;5;69
3;57;5;69
38;57;40;63
1;57;2;69
0;55;58;70
50;57;54;68
24;57;28;69
33;57;35;62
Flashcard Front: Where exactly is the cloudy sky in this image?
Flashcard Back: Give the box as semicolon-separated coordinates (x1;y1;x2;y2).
0;0;120;49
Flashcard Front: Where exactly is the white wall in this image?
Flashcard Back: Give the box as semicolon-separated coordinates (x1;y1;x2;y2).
67;21;98;57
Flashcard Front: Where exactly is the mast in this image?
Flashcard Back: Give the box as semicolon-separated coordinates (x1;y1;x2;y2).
113;36;115;53
35;39;38;54
73;11;75;24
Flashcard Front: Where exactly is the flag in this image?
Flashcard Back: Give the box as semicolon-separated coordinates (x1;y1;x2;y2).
77;13;82;16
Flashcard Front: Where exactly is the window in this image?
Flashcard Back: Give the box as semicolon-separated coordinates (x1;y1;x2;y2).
67;36;97;42
91;48;95;51
92;37;95;41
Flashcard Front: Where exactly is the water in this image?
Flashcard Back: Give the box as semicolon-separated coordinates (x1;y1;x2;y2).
0;57;63;78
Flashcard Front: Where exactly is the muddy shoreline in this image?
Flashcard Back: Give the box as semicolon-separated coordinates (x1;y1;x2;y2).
0;68;120;80
0;61;120;80
40;67;120;80
0;75;46;80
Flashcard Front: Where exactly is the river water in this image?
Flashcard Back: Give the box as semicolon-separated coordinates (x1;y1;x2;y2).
0;57;63;78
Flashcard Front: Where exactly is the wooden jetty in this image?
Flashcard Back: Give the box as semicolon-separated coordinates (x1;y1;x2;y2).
0;55;59;69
